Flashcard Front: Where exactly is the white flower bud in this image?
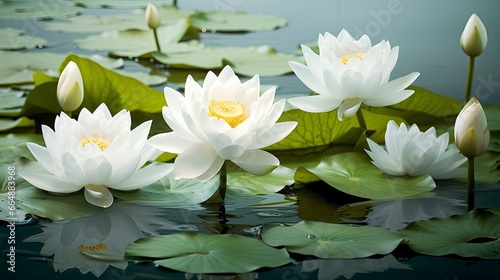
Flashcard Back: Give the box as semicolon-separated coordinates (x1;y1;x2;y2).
57;61;84;112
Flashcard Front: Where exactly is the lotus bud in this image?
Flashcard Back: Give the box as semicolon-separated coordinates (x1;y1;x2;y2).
454;97;490;158
145;3;161;29
460;13;487;57
57;61;84;112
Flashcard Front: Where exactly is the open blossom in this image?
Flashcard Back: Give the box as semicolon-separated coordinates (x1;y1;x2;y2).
365;120;466;179
288;29;420;121
149;65;297;181
19;104;172;208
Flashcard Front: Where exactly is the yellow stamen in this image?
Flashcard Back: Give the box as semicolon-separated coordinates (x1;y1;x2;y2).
77;243;108;252
208;100;248;128
339;52;365;65
80;137;110;151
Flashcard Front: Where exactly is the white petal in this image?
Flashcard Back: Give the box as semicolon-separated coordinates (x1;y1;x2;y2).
195;156;225;182
289;61;326;94
337;99;362;121
173;143;219;179
19;170;82;193
109;163;173;190
149;132;192;154
232;149;279;175
106;155;141;186
364;72;420;106
287;95;341;113
251;121;298;149
26;143;60;175
84;185;113;208
82;158;112;185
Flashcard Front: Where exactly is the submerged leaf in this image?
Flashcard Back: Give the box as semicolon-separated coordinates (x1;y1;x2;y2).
126;232;293;273
261;221;403;258
399;209;500;259
304;152;436;200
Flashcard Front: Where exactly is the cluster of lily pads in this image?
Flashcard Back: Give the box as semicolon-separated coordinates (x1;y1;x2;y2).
1;0;500;277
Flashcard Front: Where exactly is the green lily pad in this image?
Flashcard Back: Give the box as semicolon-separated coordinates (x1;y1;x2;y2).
261;221;403;258
153;45;300;77
0;88;26;110
0;28;47;50
75;19;202;57
456;152;500;183
126;232;293;273
399;209;500;259
228;165;295;195
484;105;500;131
44;7;192;33
0;134;44;164
112;172;218;205
74;0;172;8
115;70;167;86
0;51;64;86
189;11;286;32
303;152;436;200
21;53;166;117
0;0;83;19
0;116;34;131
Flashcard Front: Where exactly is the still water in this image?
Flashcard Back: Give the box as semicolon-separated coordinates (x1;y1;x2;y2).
1;0;500;279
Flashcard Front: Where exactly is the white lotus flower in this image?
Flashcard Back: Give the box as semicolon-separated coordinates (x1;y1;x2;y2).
460;13;488;57
288;29;420;121
57;61;84;112
365;120;466;179
149;65;297;182
19;103;172;208
454;97;490;158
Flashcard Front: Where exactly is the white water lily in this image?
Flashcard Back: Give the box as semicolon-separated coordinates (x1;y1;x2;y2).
288;29;420;121
454;97;490;158
460;13;488;57
57;61;84;112
149;65;297;182
19;103;172;208
365;120;466;179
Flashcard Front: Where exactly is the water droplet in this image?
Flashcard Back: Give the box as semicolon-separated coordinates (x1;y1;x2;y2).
306;234;316;239
37;43;44;48
244;226;261;234
201;28;207;33
173;224;198;231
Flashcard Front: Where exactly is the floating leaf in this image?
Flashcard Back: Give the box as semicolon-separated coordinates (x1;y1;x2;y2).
45;7;192;33
75;19;202;57
0;28;47;50
261;221;403;258
0;116;34;131
399;209;500;259
21;54;167;117
0;0;83;19
189;11;286;32
0;88;25;110
484;105;500;131
303;152;436;200
0;51;64;86
126;232;293;273
112;172;218;205
153;46;300;77
74;0;172;8
0;134;44;164
228;165;295;194
456;152;500;183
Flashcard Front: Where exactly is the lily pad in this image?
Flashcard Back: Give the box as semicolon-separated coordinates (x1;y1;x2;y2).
75;19;202;57
45;7;193;33
261;221;403;258
126;232;293;273
0;88;26;110
0;134;44;164
74;0;172;8
153;45;300;77
112;172;218;205
0;0;83;19
0;51;64;86
456;152;500;183
399;209;500;259
228;165;295;195
484;105;500;131
0;116;35;131
0;28;46;50
189;11;286;32
303;152;436;200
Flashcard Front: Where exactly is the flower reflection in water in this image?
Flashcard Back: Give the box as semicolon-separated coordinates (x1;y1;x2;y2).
301;254;411;280
24;203;186;277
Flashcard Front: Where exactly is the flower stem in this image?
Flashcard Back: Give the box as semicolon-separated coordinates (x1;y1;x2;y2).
218;161;227;204
173;0;178;8
464;56;475;102
467;157;475;211
356;109;367;132
153;28;162;52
